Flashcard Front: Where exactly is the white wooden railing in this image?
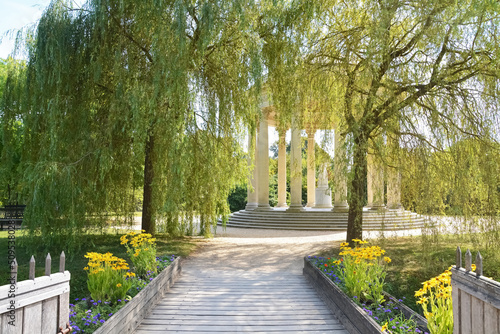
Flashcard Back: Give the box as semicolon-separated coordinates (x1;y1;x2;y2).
452;247;500;334
0;252;71;334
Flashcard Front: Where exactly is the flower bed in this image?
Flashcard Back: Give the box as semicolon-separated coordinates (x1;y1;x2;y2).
69;254;180;333
304;251;428;334
68;230;181;334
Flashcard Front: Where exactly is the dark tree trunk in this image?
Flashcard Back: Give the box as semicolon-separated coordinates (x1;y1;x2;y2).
347;133;368;245
142;132;155;234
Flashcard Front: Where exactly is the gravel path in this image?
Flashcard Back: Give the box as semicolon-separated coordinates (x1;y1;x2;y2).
183;225;423;274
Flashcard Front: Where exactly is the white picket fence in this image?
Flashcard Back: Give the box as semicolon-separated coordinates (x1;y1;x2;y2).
452;247;500;334
0;252;71;334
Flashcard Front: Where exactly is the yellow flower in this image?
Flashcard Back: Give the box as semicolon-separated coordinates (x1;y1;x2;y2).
116;283;122;288
417;297;428;304
381;322;388;331
384;257;391;264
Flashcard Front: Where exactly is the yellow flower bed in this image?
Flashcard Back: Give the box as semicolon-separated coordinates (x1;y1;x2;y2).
339;239;391;304
84;252;134;303
120;230;157;277
415;264;476;334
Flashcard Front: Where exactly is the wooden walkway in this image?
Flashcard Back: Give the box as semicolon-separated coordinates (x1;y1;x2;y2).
135;270;348;333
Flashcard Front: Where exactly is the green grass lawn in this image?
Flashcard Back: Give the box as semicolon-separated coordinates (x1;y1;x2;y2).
0;230;199;300
318;234;500;314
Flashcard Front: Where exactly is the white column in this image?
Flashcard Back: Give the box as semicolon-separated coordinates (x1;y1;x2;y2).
387;134;403;210
387;169;402;210
306;128;316;207
333;129;349;212
256;112;271;210
287;115;304;212
276;129;288;208
245;125;258;210
367;153;385;210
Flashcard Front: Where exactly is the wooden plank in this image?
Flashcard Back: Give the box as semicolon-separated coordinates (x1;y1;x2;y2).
156;300;327;307
23;301;42;334
461;292;472;334
453;281;461;334
484;302;498;334
136;331;350;334
141;319;340;326
148;309;333;316
172;284;313;289
147;314;338;321
166;290;316;295
41;297;58;334
58;291;70;330
471;295;484;334
153;305;330;311
136;324;346;331
1;306;22;334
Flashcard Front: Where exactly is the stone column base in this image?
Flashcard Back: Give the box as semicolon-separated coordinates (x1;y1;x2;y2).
255;205;272;211
332;203;349;212
287;204;305;212
368;205;386;211
387;204;404;211
245;203;259;211
276;203;288;208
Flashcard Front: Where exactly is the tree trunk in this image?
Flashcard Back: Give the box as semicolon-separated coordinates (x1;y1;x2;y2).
346;133;368;245
142;132;155;234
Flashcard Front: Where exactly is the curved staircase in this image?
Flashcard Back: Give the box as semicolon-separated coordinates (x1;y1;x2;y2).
220;208;426;231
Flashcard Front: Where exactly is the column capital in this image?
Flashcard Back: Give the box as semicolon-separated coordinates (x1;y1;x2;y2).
277;127;288;139
306;125;316;138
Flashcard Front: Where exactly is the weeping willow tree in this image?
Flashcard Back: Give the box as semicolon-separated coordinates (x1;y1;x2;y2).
2;0;271;250
400;138;500;248
287;0;500;243
0;58;25;205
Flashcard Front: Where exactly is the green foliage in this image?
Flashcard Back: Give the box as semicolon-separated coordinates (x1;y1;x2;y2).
227;185;247;212
3;0;269;249
0;58;26;206
262;0;500;242
400;138;500;248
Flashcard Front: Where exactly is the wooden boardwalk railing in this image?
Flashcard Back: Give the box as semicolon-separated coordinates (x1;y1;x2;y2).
135;269;349;333
452;247;500;334
0;252;71;334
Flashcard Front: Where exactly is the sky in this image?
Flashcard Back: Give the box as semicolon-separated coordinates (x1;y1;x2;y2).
0;0;51;59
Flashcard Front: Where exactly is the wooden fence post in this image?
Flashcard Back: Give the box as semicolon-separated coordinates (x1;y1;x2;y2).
475;251;483;277
464;249;472;272
45;253;51;276
59;251;65;272
29;255;36;280
12;258;18;283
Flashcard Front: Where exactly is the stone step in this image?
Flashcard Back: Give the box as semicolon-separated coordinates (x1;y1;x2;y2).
228;216;424;223
221;208;426;231
223;223;424;231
